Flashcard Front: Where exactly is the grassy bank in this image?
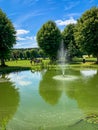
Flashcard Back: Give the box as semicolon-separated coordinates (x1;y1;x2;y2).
0;60;31;74
0;58;98;73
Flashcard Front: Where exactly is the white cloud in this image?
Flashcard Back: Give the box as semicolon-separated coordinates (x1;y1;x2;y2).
17;36;26;41
16;29;30;35
17;36;36;41
14;41;38;48
15;28;37;48
26;36;33;40
55;17;77;26
14;34;37;48
14;27;38;48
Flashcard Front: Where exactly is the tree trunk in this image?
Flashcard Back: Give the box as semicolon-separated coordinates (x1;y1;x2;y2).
0;57;6;67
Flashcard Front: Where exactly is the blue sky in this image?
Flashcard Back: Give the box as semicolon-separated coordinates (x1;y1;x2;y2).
0;0;98;48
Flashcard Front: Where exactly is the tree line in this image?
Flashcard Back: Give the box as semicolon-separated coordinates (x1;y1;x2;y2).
5;48;46;61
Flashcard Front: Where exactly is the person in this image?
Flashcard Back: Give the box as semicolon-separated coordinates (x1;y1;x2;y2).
83;58;86;63
30;59;32;65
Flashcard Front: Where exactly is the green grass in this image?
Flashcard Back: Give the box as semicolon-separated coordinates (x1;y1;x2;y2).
0;59;50;73
0;58;98;74
0;60;31;73
6;60;31;67
73;57;96;62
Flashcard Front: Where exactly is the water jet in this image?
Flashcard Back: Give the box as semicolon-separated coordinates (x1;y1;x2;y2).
53;40;78;81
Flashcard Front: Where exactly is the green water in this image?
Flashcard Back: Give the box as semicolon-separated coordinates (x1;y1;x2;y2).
0;68;98;130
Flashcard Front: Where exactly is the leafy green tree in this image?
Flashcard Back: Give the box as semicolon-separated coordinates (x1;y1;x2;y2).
25;50;31;59
37;20;62;61
75;7;98;63
30;49;39;58
12;50;19;60
19;51;24;60
0;9;16;66
38;49;47;59
62;24;80;61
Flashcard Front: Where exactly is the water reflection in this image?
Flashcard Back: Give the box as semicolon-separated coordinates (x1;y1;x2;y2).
66;70;98;114
39;70;62;105
39;69;98;115
39;69;81;105
80;69;97;77
0;74;20;129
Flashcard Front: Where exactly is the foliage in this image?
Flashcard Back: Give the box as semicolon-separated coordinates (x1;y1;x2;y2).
75;6;98;63
0;9;16;66
9;48;41;60
19;51;24;60
62;24;81;61
25;50;31;59
12;50;19;60
38;49;47;59
37;20;62;61
30;49;39;58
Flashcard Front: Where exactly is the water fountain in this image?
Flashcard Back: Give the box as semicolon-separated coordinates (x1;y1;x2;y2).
53;40;78;81
58;40;66;76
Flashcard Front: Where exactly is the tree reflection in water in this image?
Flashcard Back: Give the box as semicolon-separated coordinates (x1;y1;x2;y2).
39;69;98;119
39;70;62;105
0;74;20;129
66;70;98;114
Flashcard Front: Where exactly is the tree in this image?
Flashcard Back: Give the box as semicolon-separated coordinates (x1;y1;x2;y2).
25;50;31;59
0;9;16;67
62;24;80;61
37;20;62;61
19;51;24;60
38;49;47;59
30;49;39;59
75;7;98;63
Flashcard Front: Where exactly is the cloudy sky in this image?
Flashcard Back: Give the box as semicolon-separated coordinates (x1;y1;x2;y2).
0;0;98;48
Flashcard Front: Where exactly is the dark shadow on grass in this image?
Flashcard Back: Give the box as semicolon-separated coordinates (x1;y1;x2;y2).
0;66;31;74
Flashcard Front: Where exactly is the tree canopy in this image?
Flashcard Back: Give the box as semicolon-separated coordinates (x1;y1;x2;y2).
75;6;98;63
37;20;62;61
0;9;16;66
62;24;80;61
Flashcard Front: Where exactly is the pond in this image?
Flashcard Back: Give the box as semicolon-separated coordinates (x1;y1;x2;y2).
0;68;98;130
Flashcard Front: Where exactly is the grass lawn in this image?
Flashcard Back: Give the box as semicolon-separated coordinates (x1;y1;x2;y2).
0;59;49;73
0;60;31;73
0;58;98;73
6;60;31;67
